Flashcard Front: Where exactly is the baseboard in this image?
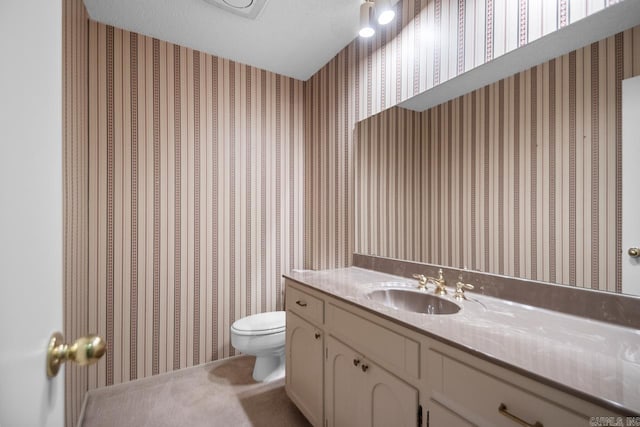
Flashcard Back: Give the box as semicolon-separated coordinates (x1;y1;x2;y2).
84;354;247;397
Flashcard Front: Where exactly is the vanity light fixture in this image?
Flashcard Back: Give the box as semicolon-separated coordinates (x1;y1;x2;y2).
359;1;375;38
376;0;395;25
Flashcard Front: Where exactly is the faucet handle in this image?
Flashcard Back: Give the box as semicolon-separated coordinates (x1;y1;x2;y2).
412;273;426;283
454;275;474;300
412;273;428;289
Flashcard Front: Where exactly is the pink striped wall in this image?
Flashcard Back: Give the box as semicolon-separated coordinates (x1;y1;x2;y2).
303;0;629;270
62;0;634;425
356;26;640;292
87;22;305;391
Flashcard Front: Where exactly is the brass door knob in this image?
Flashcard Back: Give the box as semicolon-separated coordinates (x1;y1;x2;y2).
629;247;640;258
47;332;106;378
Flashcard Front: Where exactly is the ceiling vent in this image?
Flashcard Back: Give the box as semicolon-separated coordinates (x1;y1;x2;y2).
202;0;270;19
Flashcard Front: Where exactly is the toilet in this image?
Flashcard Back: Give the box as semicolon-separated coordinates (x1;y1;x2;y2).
230;311;286;382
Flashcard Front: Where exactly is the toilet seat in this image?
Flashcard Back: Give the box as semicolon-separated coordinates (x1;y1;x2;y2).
231;311;285;336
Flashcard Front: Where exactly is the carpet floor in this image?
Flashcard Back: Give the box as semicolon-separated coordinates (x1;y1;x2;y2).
81;356;311;427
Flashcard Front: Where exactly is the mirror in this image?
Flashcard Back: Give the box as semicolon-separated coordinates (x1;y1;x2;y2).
354;34;639;295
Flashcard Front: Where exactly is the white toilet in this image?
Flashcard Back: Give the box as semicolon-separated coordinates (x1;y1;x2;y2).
230;311;286;382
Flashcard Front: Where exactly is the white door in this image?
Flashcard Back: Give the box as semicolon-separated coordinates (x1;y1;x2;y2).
623;76;640;296
0;0;64;426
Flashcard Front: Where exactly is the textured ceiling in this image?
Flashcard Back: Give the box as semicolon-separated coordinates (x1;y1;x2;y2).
83;0;361;81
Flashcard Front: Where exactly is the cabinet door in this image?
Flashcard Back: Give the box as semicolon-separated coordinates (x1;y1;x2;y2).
326;337;363;427
362;358;419;427
326;337;366;427
326;336;419;427
286;311;324;427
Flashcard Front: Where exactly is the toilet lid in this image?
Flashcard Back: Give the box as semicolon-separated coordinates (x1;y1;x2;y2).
231;311;286;336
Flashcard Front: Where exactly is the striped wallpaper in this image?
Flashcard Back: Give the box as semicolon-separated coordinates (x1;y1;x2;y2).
61;0;632;425
354;108;423;264
86;23;305;390
62;0;89;425
355;28;640;292
303;0;627;270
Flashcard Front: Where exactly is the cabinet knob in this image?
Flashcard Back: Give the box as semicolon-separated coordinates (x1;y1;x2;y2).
629;247;640;258
361;364;369;372
353;358;361;367
314;332;321;340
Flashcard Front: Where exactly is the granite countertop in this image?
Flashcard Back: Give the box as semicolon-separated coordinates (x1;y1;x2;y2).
285;267;640;415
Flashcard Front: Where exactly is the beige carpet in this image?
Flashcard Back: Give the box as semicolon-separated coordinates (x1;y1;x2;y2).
82;356;311;427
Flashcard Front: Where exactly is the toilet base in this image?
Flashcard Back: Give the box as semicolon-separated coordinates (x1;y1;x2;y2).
253;354;285;382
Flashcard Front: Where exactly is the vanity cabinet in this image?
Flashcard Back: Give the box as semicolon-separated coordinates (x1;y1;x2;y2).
286;279;422;427
285;278;621;427
326;336;419;427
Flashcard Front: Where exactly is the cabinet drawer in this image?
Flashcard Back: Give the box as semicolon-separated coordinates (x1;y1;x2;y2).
286;284;324;326
327;304;419;380
428;399;474;427
435;352;587;427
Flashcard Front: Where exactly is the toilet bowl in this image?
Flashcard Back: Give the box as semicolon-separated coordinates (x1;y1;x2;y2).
230;311;286;382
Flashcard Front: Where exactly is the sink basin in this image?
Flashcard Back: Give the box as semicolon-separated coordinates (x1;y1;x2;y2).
367;288;461;315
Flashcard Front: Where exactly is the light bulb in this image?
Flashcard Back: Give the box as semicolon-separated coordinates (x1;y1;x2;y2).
359;2;375;38
376;0;395;25
377;10;395;25
359;27;375;38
